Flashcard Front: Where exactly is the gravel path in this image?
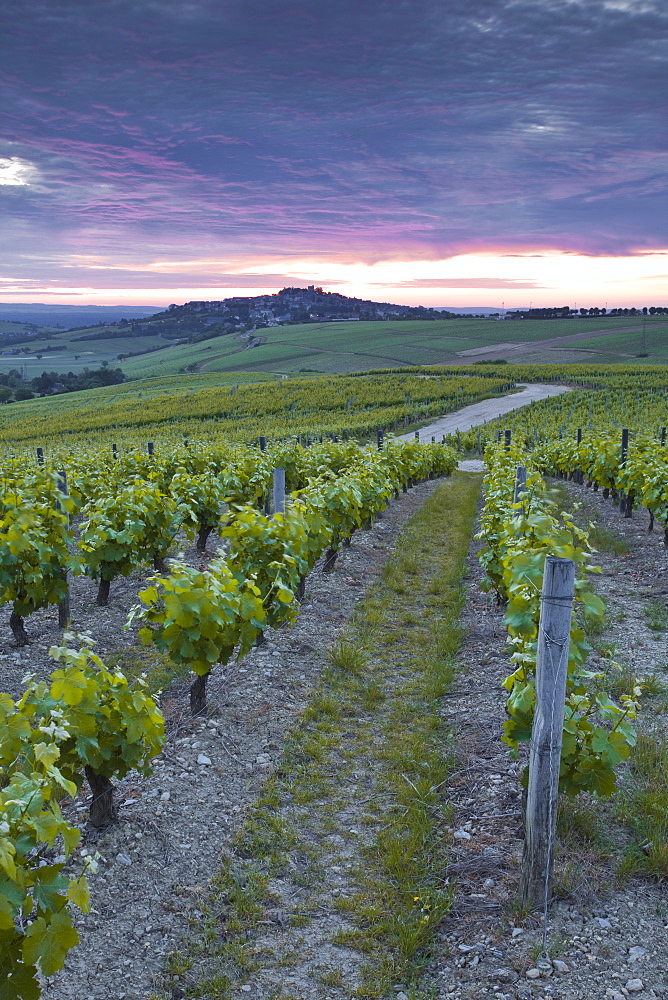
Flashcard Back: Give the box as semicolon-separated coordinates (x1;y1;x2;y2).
398;383;570;441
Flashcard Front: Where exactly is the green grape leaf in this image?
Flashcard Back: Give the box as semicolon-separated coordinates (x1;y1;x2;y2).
22;910;80;977
0;960;41;1000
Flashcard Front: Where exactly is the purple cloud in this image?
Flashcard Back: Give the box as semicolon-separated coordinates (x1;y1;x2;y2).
0;0;666;295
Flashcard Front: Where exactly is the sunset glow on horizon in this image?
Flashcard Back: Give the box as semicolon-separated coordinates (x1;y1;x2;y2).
0;250;665;310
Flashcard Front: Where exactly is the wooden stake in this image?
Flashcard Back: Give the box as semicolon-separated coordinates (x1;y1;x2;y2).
57;471;70;629
273;467;285;514
514;466;527;511
619;429;628;512
521;556;575;909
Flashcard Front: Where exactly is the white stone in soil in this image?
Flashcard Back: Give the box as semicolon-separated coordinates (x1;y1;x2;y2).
625;980;644;992
196;753;211;765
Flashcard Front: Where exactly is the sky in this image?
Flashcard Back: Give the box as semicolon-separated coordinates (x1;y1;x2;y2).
1;0;666;309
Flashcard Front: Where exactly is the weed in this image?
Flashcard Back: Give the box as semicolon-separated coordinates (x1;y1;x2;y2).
233;811;298;862
317;967;346;986
639;673;668;697
276;951;300;967
360;678;385;710
328;639;369;676
587;522;630;556
617;731;668;879
557;795;605;846
382;564;409;594
529;934;566;962
645;599;668;633
605;659;638;700
304;692;341;721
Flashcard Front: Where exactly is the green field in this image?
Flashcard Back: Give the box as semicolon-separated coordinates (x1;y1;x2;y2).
1;314;664;381
563;325;668;360
120;316;667;378
0;325;172;376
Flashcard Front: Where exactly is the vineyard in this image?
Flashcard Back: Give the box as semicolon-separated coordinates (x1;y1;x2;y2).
0;371;510;449
0;364;667;999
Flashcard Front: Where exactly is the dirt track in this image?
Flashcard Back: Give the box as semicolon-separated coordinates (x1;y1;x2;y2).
398;382;570;440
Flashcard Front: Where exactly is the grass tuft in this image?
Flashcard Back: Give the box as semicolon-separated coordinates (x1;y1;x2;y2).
617;730;668;880
587;521;630;555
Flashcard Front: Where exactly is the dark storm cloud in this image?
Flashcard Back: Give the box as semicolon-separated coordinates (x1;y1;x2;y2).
1;0;666;280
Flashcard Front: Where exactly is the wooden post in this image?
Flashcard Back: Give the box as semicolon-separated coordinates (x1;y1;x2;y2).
577;427;582;444
57;471;70;629
514;466;527;511
619;429;628;512
521;556;575;909
259;435;267;452
147;441;154;456
376;429;384;450
504;428;511;450
112;443;118;459
273;467;285;515
414;430;420;441
661;427;666;446
36;447;44;465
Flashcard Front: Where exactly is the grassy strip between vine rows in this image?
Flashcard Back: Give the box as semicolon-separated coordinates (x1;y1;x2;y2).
153;471;482;1000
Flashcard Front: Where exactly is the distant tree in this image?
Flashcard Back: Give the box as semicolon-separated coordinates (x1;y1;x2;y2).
14;388;34;400
0;387;12;403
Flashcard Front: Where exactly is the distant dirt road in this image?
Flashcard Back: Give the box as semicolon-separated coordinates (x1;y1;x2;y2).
397;382;570;441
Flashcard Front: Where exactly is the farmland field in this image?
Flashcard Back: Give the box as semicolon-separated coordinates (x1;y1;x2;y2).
119;315;668;378
1;314;664;381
